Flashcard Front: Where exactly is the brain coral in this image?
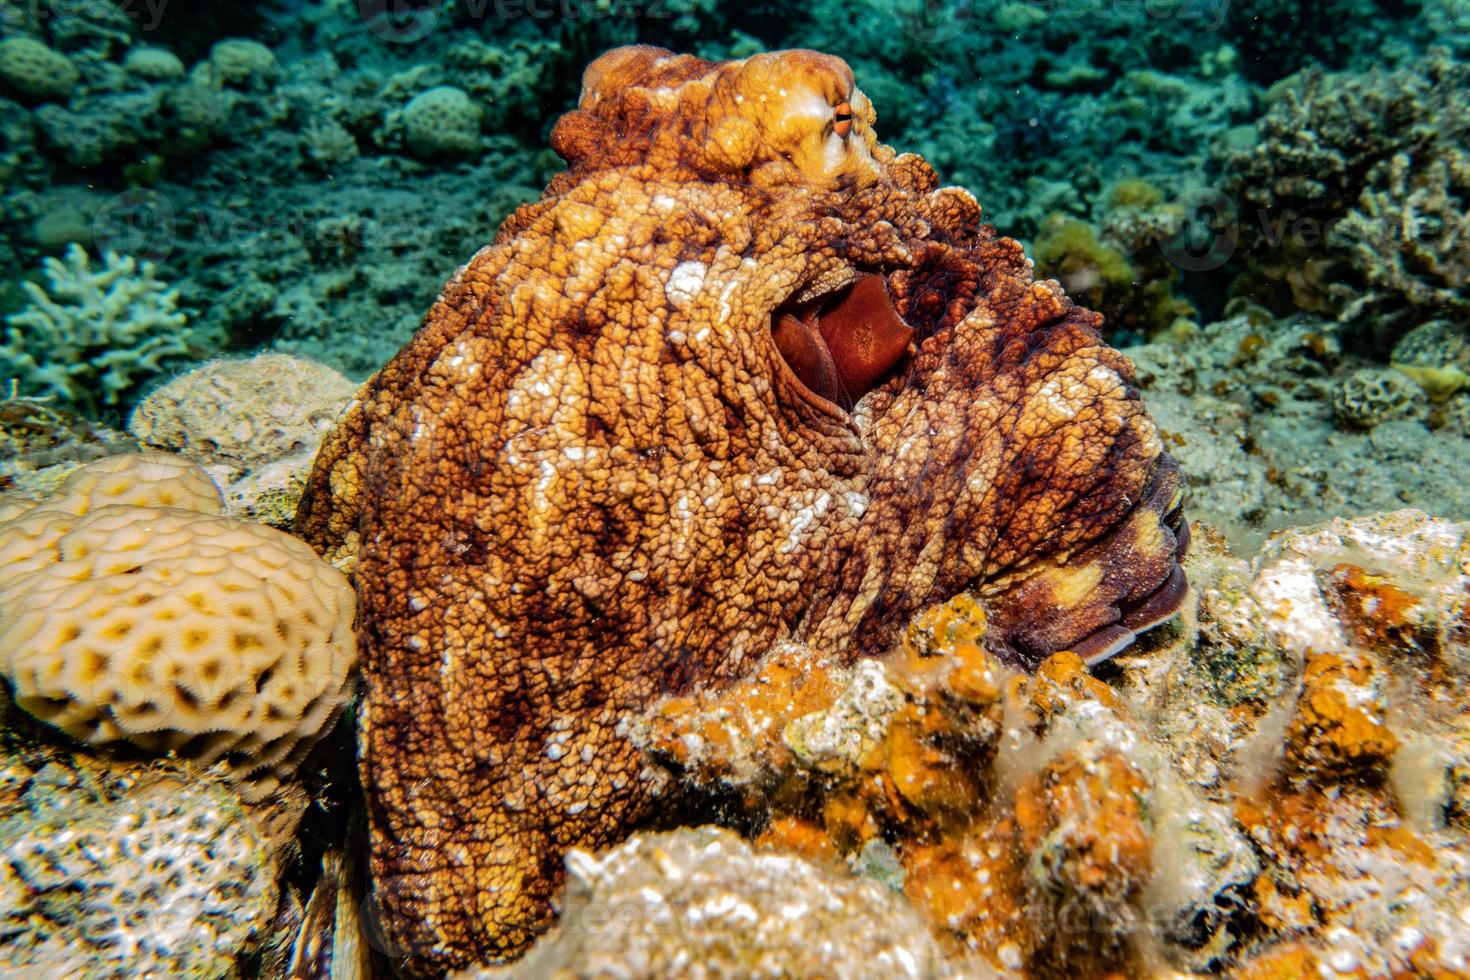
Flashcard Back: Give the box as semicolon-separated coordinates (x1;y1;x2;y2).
122;46;186;82
296;45;1187;970
393;85;483;159
128;352;357;479
203;38;279;91
0;453;356;796
1330;367;1426;430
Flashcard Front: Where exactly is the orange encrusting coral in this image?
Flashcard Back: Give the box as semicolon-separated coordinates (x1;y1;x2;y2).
638;595;1175;976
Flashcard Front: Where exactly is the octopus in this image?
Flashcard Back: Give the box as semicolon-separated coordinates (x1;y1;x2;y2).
294;45;1189;974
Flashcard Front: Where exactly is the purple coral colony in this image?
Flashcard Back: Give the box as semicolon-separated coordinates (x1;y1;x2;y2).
1;1;1469;978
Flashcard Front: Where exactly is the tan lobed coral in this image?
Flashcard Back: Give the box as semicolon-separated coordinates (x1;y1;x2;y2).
295;44;1187;971
0;453;356;798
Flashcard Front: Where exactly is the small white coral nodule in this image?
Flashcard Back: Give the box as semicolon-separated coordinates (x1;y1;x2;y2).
0;453;356;796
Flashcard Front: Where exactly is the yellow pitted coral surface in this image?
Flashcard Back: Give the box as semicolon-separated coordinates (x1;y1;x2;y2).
295;45;1187;971
0;454;356;798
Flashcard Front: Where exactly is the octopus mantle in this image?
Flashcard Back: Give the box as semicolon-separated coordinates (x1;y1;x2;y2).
294;44;1188;974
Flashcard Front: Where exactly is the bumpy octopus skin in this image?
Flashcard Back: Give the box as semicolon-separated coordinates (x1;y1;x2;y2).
294;45;1188;973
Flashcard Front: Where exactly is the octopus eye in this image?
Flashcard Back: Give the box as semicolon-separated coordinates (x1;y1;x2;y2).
833;101;853;138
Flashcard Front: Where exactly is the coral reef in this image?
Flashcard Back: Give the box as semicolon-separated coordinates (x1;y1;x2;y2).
1176;510;1470;973
1125;310;1470;549
0;751;279;978
381;85;483;160
1331;366;1428;428
0;2;1467;975
0;397;136;498
1220;0;1374;82
0;453;357;798
2;245;191;415
1335;147;1470;343
461;826;960;979
1392;318;1470;402
631;508;1470;976
1217;54;1470;352
637;598;1256;974
1032;179;1198;344
128;352;356;481
294;45;1186;972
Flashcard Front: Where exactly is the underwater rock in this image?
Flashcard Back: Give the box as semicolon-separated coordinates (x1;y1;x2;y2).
641;602;1263;975
222;451;318;531
1115;509;1470;974
294;44;1187;970
1126;311;1470;548
455;826;962;979
633;505;1470;974
0;752;279;979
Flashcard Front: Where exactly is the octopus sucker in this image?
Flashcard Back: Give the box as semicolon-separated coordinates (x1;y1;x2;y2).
295;44;1189;974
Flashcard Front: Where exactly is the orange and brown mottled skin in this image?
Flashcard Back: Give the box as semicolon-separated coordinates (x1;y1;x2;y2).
295;45;1186;973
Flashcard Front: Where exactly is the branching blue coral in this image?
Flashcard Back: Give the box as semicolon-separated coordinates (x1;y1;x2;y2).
2;244;191;415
